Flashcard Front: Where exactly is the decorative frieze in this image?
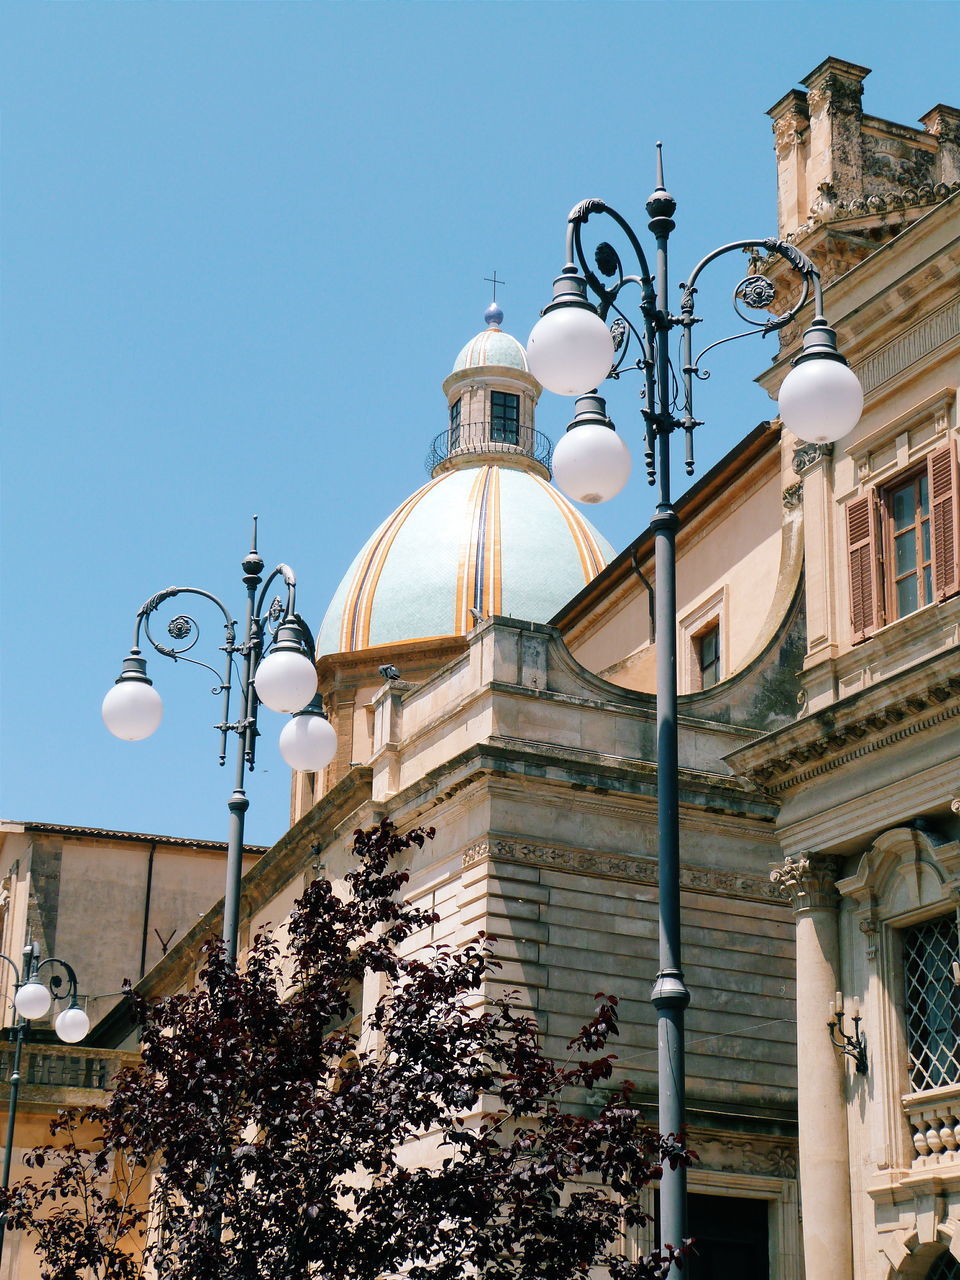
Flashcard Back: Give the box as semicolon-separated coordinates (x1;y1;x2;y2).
463;838;784;903
688;1125;798;1179
771;853;842;910
857;300;960;395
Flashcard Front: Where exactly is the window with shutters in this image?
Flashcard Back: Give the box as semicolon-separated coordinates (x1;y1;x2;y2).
846;440;960;641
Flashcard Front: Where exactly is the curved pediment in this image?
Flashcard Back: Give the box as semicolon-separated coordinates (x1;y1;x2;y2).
838;825;960;915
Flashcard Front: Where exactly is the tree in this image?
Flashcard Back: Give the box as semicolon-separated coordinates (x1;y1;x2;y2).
0;821;690;1280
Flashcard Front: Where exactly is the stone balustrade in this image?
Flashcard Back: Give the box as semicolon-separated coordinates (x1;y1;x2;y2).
0;1040;133;1098
903;1084;960;1167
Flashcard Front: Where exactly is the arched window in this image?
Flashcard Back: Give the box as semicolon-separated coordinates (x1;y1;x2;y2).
926;1251;960;1280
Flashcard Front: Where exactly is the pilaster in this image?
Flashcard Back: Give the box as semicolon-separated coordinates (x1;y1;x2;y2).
771;852;853;1280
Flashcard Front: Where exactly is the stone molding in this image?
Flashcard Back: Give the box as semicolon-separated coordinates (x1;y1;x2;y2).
733;675;960;796
770;852;842;911
782;481;803;509
688;1125;798;1179
463;838;785;904
857;298;960;395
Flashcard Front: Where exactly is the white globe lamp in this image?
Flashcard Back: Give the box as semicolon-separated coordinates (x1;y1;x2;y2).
527;271;615;397
778;322;863;445
15;980;51;1020
254;622;318;714
55;1004;90;1044
552;396;632;505
102;677;163;741
279;704;338;772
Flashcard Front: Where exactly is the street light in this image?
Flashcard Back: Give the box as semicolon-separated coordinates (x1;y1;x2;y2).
102;518;337;965
0;942;88;1264
528;145;862;1270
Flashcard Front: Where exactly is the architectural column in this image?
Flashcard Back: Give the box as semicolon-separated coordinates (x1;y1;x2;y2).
771;852;853;1280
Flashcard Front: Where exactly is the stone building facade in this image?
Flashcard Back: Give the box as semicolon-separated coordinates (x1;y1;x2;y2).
8;54;955;1280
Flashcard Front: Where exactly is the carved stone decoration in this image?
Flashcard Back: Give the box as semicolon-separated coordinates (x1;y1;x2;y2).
463;838;786;903
793;441;834;474
770;852;842;911
859;915;881;961
688;1126;798;1179
782;481;803;510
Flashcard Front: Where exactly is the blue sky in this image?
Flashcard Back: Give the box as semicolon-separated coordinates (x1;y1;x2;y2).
2;1;958;848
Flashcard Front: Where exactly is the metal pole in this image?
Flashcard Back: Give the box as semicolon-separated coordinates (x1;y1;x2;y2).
646;161;690;1271
0;1019;27;1270
0;943;35;1270
222;537;263;968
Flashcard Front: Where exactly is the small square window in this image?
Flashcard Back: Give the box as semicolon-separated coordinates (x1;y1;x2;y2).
491;391;519;444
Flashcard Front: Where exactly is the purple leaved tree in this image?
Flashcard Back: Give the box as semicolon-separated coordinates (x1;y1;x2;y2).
0;821;690;1280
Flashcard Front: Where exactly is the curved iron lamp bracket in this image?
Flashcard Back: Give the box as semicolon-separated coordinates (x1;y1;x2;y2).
34;956;81;1004
681;237;819;381
563;204;822;481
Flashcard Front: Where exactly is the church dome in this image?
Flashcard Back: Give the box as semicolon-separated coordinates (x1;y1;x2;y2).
315;304;613;657
316;463;613;655
452;327;528;374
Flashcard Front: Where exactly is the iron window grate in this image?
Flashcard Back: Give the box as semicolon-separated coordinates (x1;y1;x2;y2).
904;915;960;1092
926;1251;960;1280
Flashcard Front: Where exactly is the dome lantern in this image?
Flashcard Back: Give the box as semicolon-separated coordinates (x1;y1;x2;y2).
315;304;613;658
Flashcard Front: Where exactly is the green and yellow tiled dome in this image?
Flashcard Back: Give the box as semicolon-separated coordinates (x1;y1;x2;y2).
315;308;613;657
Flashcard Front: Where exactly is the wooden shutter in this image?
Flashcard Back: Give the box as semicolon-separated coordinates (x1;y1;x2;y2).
847;493;882;641
928;441;960;600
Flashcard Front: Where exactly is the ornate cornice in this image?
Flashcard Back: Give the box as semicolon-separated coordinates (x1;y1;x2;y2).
730;673;960;797
463;837;785;904
770;852;842;911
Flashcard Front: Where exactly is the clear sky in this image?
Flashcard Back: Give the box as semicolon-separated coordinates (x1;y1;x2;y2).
2;1;958;848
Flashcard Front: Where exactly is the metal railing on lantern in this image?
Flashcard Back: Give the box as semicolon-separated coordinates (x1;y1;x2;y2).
424;422;555;475
526;144;864;1275
101;518;337;966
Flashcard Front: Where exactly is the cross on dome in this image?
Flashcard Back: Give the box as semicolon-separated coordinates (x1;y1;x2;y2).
483;271;505;328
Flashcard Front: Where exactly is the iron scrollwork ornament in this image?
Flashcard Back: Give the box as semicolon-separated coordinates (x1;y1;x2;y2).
167;615;193;641
737;274;777;310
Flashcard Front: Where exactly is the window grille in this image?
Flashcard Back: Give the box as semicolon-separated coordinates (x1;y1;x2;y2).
926;1251;960;1280
903;914;960;1091
449;398;462;450
490;391;519;444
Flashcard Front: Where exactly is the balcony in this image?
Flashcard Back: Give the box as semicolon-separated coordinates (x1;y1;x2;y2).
426;422;553;476
0;1040;134;1109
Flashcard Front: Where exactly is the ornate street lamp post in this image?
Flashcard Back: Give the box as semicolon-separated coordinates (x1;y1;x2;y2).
0;942;88;1266
102;519;336;965
527;147;862;1269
